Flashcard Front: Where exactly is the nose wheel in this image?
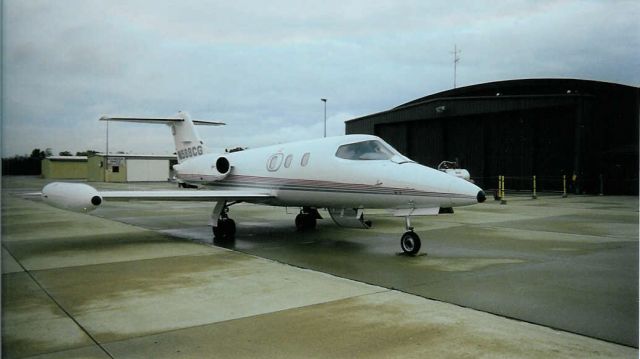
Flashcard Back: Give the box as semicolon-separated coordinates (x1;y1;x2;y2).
400;231;421;255
400;215;422;255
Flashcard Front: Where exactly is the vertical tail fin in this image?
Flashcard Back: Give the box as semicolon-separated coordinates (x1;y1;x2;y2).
171;111;215;163
99;111;225;163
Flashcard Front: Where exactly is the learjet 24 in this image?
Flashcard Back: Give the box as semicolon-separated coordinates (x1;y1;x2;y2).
41;111;486;255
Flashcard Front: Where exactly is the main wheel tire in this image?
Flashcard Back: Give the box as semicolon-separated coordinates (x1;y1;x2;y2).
224;218;236;238
400;231;421;255
295;214;305;231
303;215;317;230
212;223;222;238
214;218;236;240
295;213;316;231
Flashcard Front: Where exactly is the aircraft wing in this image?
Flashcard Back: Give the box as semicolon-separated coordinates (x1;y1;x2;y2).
40;182;275;212
100;189;274;202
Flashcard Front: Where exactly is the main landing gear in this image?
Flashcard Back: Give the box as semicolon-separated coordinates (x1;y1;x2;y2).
400;216;421;255
210;203;423;255
211;201;236;242
295;207;322;231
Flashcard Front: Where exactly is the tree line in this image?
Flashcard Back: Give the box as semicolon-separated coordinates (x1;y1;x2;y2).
2;148;98;175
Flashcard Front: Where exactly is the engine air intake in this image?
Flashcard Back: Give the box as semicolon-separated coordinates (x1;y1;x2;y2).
216;157;230;174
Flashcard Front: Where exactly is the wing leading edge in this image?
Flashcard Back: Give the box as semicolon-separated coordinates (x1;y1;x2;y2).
40;182;275;212
100;189;274;202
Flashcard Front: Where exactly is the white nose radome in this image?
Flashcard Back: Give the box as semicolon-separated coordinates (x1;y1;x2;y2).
448;176;485;207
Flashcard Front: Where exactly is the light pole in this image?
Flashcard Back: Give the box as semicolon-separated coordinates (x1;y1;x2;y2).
105;119;109;181
321;98;327;137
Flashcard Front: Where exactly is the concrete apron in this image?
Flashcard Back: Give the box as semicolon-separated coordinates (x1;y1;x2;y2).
1;191;636;358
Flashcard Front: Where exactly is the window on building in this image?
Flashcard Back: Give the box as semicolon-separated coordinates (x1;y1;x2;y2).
112;166;120;173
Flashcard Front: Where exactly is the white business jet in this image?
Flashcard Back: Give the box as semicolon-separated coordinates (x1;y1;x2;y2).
41;111;486;255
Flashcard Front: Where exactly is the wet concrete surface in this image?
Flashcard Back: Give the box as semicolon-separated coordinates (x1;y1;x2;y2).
90;187;638;347
2;176;638;358
105;291;630;359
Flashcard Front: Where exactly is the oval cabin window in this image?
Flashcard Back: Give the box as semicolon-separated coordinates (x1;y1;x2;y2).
267;153;284;171
284;154;293;168
301;152;310;167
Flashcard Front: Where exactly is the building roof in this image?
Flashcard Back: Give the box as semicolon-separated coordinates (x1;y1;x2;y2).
393;78;638;109
45;156;88;161
347;78;639;124
90;153;177;159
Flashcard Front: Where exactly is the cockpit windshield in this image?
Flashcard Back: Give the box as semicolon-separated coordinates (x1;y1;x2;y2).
335;140;397;160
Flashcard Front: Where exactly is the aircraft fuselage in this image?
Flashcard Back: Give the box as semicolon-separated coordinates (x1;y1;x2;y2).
174;134;482;211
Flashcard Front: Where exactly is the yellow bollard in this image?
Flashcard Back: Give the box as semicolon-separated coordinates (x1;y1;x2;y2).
532;175;537;199
562;175;568;198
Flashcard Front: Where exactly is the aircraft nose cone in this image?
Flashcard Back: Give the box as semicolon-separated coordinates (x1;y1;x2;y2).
477;190;486;203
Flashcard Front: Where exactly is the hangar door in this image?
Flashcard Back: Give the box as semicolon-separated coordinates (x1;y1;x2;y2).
126;159;169;182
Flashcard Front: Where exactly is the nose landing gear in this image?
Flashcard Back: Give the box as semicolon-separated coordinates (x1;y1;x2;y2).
400;231;421;255
400;216;422;255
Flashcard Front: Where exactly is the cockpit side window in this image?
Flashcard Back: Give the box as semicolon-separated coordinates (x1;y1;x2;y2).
335;140;395;160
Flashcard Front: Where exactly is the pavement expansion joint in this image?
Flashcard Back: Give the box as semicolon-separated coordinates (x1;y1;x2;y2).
2;244;117;359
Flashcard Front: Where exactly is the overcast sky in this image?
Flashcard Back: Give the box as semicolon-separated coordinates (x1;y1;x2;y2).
2;0;639;157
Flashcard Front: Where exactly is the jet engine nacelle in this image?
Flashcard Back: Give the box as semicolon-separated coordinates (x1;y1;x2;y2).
210;156;231;180
41;182;102;213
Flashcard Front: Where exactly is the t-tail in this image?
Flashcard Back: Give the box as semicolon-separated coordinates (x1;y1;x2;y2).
99;111;225;163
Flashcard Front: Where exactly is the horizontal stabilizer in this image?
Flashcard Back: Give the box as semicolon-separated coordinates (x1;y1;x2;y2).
99;116;225;126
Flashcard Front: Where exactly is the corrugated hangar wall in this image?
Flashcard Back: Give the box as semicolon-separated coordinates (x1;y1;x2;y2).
346;79;639;195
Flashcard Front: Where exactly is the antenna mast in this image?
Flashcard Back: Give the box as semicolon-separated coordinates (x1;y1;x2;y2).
451;44;461;88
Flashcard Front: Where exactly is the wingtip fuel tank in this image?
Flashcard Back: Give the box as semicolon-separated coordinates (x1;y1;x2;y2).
42;182;102;212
